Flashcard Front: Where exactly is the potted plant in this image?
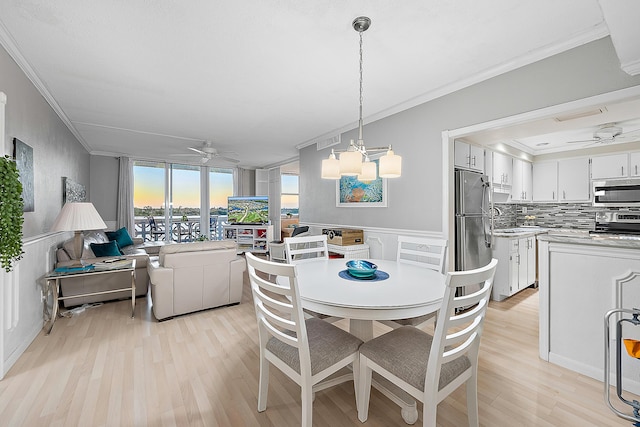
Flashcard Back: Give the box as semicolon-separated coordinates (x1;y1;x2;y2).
0;155;24;272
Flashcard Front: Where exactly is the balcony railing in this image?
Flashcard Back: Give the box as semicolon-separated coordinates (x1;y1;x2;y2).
134;215;228;242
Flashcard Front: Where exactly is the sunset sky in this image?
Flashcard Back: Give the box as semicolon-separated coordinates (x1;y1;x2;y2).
134;163;299;211
133;164;233;209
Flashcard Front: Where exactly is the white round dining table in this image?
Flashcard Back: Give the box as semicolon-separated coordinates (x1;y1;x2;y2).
290;258;446;341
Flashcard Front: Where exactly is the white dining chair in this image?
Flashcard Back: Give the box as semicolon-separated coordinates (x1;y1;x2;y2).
284;233;343;322
357;258;498;427
284;234;329;264
245;253;362;427
269;226;310;263
379;236;448;329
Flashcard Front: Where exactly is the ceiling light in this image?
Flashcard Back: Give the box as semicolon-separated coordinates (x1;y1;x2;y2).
554;108;606;122
321;17;402;180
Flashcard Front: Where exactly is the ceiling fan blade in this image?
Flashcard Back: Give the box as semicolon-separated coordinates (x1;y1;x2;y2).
565;138;597;144
621;126;640;136
215;155;240;164
170;153;200;157
188;147;206;155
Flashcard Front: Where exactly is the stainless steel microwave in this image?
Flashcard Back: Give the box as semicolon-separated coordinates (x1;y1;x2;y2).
593;178;640;207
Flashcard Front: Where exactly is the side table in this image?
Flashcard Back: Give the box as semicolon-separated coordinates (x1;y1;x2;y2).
44;259;136;334
327;243;370;260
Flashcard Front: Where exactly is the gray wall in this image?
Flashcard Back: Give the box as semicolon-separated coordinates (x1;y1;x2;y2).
1;45;89;238
89;155;119;222
1;42;89;378
300;37;640;232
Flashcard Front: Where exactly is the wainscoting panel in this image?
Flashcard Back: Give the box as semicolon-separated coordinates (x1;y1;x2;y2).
305;223;445;261
1;232;70;380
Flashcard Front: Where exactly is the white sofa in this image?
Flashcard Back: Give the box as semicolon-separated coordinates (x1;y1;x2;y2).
147;240;246;320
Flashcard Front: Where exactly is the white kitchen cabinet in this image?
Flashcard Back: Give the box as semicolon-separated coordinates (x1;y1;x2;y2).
491;151;512;188
558;157;590;202
630;152;640;177
511;158;532;201
491;235;536;301
591;153;629;179
454;140;484;172
532;161;558;201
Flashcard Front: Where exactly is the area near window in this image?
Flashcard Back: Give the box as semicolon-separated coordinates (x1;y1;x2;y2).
133;160;233;242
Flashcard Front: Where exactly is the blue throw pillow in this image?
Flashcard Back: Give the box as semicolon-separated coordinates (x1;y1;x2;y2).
105;227;134;248
90;240;123;257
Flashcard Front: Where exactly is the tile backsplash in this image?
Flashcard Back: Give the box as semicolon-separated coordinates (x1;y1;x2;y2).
492;202;640;230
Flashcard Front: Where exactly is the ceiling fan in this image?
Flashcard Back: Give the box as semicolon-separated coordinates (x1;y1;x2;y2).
566;122;640;145
171;141;240;164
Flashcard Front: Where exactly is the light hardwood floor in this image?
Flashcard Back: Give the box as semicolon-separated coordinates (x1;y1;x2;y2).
1;266;637;426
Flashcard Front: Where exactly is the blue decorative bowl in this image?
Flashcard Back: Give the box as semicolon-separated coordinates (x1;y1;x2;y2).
346;260;378;278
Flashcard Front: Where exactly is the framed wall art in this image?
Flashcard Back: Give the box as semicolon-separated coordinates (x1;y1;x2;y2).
62;177;87;204
336;159;387;207
13;138;34;212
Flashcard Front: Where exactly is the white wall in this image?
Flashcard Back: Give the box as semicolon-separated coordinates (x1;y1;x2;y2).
300;37;640;238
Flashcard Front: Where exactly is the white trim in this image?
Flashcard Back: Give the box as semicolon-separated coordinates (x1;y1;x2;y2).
448;85;640;140
622;58;640;76
297;24;610;150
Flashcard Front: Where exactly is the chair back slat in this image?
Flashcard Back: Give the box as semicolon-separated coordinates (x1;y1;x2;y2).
424;258;497;395
285;234;329;264
246;253;309;357
397;236;447;274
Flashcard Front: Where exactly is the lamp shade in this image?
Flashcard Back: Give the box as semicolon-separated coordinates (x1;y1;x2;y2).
379;149;402;178
339;150;362;176
321;153;341;179
51;202;107;232
358;160;377;182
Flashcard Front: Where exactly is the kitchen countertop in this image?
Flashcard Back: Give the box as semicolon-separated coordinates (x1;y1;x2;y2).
537;230;640;249
492;226;548;238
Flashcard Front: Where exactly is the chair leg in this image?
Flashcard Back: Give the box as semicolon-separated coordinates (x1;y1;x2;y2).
423;398;437;427
352;356;360;410
301;384;313;427
466;369;479;427
257;355;269;412
357;355;373;422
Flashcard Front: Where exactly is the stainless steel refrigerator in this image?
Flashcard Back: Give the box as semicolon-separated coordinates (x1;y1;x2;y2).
455;169;492;280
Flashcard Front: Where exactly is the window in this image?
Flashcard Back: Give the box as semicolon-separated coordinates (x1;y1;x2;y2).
133;161;234;241
281;173;299;217
209;168;234;239
133;161;166;218
170;163;201;219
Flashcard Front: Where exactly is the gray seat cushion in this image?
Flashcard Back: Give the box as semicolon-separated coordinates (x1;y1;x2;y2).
359;326;470;391
391;312;436;326
266;317;363;375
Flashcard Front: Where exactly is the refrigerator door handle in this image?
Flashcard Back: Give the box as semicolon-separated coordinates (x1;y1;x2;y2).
481;178;492;249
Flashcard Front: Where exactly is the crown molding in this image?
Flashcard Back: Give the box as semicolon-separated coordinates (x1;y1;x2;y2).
0;20;91;152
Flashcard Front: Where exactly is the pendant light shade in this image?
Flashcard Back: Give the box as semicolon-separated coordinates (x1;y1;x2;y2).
320;16;402;181
358;158;377;182
379;149;402;178
321;151;340;179
339;149;362;176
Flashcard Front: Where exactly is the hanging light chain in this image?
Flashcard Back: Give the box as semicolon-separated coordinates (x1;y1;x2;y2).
358;29;364;146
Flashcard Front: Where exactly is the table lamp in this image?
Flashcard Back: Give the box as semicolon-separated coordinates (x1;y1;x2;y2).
51;202;107;266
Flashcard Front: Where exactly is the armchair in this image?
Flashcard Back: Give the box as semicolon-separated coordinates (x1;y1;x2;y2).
147;240;246;320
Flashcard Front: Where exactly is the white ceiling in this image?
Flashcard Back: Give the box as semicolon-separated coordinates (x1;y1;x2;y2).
0;1;637;168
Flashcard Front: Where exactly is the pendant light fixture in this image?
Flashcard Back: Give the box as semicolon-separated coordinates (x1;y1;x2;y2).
321;16;402;180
